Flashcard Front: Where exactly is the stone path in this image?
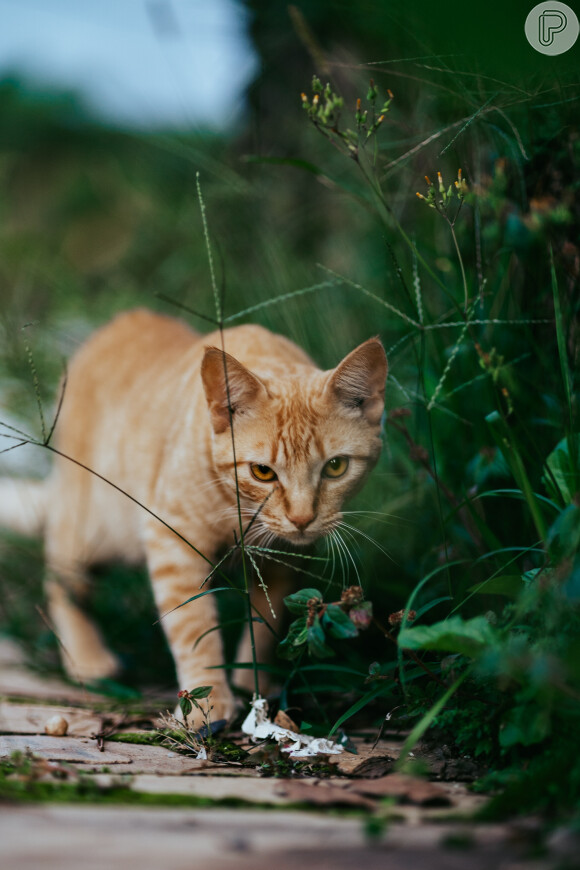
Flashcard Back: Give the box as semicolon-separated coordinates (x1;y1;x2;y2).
0;638;566;869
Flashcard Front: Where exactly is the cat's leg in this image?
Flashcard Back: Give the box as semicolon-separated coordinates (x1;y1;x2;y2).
45;559;121;683
41;466;126;683
233;564;295;696
144;524;235;729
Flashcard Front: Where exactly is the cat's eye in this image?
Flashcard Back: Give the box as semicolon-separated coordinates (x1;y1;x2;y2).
322;456;349;479
250;463;278;482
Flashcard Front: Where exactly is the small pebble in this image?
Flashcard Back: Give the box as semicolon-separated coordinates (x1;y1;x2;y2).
45;715;69;736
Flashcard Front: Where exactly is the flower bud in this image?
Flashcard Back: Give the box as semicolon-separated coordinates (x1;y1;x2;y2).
349;601;373;630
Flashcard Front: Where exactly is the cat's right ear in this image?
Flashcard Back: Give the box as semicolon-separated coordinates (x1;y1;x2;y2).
201;347;267;434
328;337;388;425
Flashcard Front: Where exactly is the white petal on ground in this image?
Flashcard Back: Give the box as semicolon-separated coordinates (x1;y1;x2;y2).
241;697;344;759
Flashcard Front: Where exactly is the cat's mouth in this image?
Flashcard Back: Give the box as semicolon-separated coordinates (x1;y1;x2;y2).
247;512;339;548
269;520;336;548
280;528;321;546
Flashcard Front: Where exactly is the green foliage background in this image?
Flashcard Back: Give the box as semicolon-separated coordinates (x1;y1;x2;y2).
0;0;579;818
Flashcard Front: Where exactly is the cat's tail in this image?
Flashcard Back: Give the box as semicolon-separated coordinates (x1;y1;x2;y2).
0;478;47;537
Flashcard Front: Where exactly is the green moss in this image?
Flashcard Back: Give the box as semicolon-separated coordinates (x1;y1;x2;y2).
0;751;266;809
0;776;272;809
105;732;164;746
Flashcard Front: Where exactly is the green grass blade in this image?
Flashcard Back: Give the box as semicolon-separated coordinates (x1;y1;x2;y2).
328;683;392;736
395;667;471;767
551;247;578;482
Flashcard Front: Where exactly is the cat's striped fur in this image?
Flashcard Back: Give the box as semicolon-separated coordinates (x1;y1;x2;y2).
0;309;387;726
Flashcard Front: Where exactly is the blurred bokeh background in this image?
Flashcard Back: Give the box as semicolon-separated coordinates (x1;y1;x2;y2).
0;0;578;712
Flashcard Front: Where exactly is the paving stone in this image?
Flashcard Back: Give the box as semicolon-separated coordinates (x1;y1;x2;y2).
0;638;108;704
0;804;554;870
0;701;104;736
0;638;174;709
0;731;265;776
0;804;365;870
0;637;550;870
92;769;481;813
0;733;202;771
0;665;105;704
93;771;290;804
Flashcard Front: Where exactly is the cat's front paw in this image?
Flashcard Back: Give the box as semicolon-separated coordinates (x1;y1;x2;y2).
64;648;122;684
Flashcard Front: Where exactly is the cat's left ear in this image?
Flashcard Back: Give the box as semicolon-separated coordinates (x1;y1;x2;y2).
328;337;388;425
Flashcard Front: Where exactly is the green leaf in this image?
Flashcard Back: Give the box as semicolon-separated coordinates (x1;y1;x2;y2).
499;704;551;748
468;575;524;599
179;697;192;719
299;662;370;676
167;586;244;615
412;596;453;622
189;685;213;700
284;588;322;615
323;604;359;639
467;446;510;487
562;551;580;601
398;615;497;659
543;435;580;506
307;615;335;658
277;617;308;660
546;504;580;560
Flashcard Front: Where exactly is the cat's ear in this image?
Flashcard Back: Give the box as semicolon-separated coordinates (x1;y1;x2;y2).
328;337;388;425
201;347;267;434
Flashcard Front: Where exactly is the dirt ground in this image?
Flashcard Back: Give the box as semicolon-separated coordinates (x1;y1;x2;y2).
0;638;575;870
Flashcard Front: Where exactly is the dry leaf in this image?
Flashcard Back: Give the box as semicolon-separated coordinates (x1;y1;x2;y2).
275;779;376;809
274;710;299;732
350;773;451;806
349;755;396;778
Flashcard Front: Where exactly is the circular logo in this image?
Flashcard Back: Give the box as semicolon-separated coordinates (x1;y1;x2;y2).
525;2;579;54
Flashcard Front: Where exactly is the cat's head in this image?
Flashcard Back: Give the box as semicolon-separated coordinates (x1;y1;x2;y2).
201;337;387;546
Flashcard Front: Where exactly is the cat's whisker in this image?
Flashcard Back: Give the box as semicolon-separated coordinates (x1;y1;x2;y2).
336;530;354;587
337;520;394;562
253;527;279;553
329;528;347;585
254;529;275;551
324;530;335;581
334;526;361;588
330;532;340;583
323;532;333;580
215;505;256;520
341;509;402;524
338;525;369;593
330;532;339;582
338;524;363;561
243;522;271;548
322;536;332;579
191;478;224;496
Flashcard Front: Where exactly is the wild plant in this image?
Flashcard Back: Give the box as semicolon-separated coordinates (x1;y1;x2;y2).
279;71;580;814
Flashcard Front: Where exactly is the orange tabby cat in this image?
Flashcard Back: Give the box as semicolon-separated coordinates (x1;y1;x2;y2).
0;309;387;727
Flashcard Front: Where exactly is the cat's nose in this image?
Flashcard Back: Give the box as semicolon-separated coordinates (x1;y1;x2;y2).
287;512;315;532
